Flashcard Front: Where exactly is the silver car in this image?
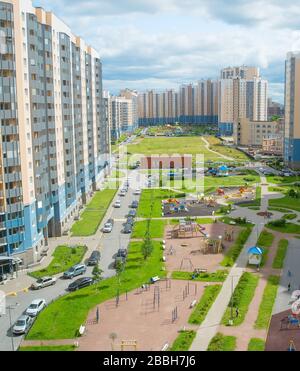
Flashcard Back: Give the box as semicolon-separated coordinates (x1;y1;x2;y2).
26;299;46;317
31;276;57;290
13;315;32;335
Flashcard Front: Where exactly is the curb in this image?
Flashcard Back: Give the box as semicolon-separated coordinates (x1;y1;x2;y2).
5;287;30;297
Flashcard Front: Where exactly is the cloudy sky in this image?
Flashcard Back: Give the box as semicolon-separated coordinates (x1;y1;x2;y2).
33;0;300;103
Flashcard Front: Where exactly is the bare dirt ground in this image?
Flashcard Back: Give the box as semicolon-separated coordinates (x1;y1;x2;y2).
77;279;205;351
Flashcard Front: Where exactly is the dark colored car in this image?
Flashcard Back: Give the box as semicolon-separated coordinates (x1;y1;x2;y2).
68;277;94;292
131;200;139;209
117;249;128;258
128;209;136;218
87;251;101;266
123;223;132;234
126;217;135;226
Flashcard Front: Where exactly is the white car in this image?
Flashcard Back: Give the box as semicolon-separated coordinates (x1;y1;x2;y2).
119;189;127;197
31;276;57;290
134;189;141;195
26;299;46;317
13;315;32;335
114;200;121;208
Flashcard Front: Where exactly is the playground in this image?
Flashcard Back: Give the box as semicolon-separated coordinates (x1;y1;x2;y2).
214;186;256;204
77;279;205;351
164;222;241;273
162;197;220;218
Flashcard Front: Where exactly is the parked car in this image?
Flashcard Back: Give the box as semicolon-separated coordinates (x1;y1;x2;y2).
114;200;121;208
117;249;128;258
128;209;136;218
120;189;127;197
103;219;114;233
87;251;101;266
123;223;132;234
63;264;87;279
13;315;32;335
68;277;94;292
134;189;141;195
31;276;57;290
131;200;139;209
126;216;135;226
26;299;46;317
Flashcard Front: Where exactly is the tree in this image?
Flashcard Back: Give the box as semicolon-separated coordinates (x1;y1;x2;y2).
288;189;297;198
92;265;103;282
142;235;153;260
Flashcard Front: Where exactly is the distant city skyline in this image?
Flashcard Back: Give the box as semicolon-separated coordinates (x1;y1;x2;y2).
33;0;300;103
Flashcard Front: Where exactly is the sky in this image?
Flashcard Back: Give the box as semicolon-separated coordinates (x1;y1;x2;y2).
33;0;300;103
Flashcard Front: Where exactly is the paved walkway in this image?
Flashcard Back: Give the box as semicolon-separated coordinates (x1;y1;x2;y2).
201;137;235;161
190;174;269;351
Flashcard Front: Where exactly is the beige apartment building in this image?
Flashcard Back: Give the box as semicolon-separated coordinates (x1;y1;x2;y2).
233;118;284;155
218;66;268;135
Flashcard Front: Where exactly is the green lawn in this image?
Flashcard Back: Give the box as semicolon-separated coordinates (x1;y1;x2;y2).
27;241;165;340
269;195;300;212
132;220;166;239
255;275;280;329
266;222;300;234
283;213;297;220
19;345;75;351
126;136;226;162
137;189;185;218
267;176;300;185
71;189;117;236
248;338;265;351
222;272;259;326
257;230;274;267
188;285;222;325
169;331;196;351
29;246;87;279
172;270;228;283
272;240;288;269
221;226;253;267
207;333;236;351
205;137;250;161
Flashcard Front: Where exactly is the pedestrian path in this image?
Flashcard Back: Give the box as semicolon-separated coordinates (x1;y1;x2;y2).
190;174;269;351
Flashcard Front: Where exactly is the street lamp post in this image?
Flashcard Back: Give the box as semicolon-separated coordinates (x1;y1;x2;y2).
6;303;19;352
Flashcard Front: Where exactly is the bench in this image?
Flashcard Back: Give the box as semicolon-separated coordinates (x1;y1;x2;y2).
194;269;208;274
161;343;169;352
79;325;86;336
190;300;197;309
162;256;166;262
150;276;160;284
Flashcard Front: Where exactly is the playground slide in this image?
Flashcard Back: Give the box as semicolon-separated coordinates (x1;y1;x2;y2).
197;225;207;237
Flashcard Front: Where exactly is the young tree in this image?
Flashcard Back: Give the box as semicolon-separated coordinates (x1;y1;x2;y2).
142;235;153;260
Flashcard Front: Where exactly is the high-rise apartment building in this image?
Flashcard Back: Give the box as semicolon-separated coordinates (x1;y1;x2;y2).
138;81;218;126
218;66;268;136
105;89;138;142
284;52;300;169
0;0;110;266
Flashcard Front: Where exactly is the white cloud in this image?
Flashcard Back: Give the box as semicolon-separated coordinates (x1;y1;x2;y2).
32;0;297;102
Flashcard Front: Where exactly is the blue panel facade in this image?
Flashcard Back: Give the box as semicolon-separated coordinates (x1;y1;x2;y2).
218;122;233;136
138;115;218;127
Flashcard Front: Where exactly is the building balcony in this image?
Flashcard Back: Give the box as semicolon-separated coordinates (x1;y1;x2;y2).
0;222;6;231
0;237;7;246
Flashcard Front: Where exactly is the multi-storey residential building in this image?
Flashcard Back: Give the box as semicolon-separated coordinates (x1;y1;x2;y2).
233;118;284;154
218;66;268;136
138;81;218;126
284;52;300;169
0;0;110;268
105;89;138;142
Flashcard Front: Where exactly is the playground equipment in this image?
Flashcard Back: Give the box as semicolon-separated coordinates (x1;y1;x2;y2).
224;227;234;242
180;258;194;271
172;307;178;323
217;188;225;196
173;221;207;239
291;299;300;315
291;291;300;301
153;286;160;310
203;237;223;255
288;340;297;351
120;340;138;351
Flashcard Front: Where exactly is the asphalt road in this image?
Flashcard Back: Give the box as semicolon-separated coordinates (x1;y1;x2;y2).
0;167;141;351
